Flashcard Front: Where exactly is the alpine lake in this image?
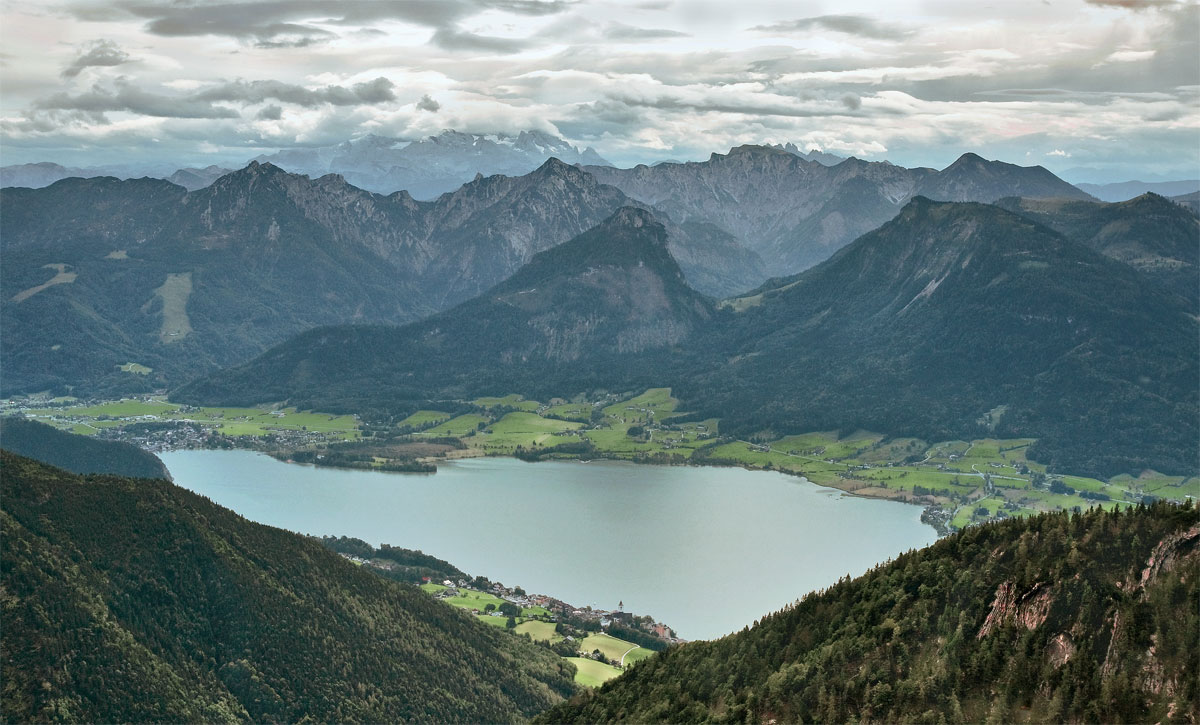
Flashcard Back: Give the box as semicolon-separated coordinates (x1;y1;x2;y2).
162;450;936;640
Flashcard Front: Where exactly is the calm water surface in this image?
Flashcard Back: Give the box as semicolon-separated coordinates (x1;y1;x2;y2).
162;451;936;639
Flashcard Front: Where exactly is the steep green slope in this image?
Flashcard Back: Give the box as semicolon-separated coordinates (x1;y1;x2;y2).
701;197;1197;477
0;417;168;479
541;503;1199;724
0;452;576;722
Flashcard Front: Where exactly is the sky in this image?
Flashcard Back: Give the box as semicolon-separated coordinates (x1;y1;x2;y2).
1;0;1197;182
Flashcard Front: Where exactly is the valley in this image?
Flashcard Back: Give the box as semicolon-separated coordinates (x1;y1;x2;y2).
11;385;1194;534
3;0;1198;720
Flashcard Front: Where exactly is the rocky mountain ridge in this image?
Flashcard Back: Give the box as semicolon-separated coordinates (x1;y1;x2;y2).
584;146;1094;275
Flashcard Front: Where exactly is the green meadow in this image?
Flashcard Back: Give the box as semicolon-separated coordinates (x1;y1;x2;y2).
566;657;623;688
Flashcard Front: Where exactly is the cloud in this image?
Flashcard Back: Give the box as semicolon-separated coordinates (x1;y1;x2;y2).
193;77;397;107
1083;0;1178;8
429;27;535;53
750;15;912;41
1102;49;1157;62
74;0;574;48
416;94;441;112
61;39;132;79
256;104;283;120
1046;149;1071;157
602;22;690;41
840;93;862;110
35;81;241;119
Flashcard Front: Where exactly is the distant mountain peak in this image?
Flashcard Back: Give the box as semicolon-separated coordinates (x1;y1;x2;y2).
720;144;794;159
949;151;988;166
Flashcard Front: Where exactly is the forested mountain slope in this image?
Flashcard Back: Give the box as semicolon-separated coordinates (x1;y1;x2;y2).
540;503;1200;724
0;451;577;722
0;417;168;479
695;197;1198;477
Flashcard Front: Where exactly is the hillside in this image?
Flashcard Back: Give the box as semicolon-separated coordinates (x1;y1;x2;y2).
584;147;1091;276
0;451;577;722
0;417;169;479
540;503;1200;724
994;193;1199;303
176;207;710;413
702;198;1198;477
0;159;757;397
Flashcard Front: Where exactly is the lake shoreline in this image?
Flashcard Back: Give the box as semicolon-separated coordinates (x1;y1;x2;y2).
161;450;938;640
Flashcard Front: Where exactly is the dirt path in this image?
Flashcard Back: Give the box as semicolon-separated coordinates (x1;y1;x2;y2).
620;645;641;667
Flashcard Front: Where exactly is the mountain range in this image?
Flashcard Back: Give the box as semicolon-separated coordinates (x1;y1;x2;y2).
179;198;1198;477
1075;179;1200;202
253;129;610;199
0;159;758;396
0;129;609;197
994;193;1199;303
584;147;1093;276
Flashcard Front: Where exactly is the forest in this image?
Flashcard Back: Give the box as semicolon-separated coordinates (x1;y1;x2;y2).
541;502;1199;724
0;451;578;723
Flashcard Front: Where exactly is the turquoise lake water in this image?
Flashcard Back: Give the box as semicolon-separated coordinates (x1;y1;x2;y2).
162;450;937;639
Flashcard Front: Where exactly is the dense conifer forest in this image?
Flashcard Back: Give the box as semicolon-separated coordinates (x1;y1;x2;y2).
541;503;1199;724
0;451;577;722
0;416;169;479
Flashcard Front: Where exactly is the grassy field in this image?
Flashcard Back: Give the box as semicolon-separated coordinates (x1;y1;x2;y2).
566;657;623;688
514;620;561;643
473;394;541;412
602;388;679;423
398;410;450;429
118;362;152;375
581;633;643;663
622;646;655;666
442;589;507;611
543;402;595;421
417;414;489;437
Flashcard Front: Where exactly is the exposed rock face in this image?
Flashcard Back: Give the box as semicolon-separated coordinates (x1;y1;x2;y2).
977;581;1053;638
1139;525;1199;589
585;146;1092;277
1046;633;1075;669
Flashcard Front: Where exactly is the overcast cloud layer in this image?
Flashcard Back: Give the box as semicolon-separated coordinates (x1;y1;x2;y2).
1;0;1197;181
